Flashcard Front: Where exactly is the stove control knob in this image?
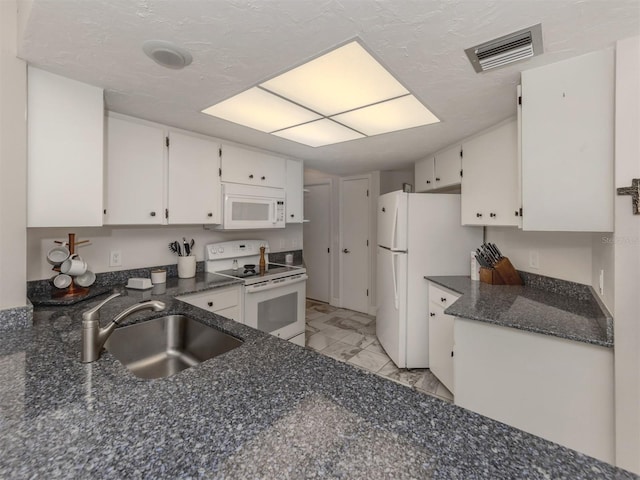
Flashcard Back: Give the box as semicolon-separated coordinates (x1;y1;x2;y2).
218;247;224;253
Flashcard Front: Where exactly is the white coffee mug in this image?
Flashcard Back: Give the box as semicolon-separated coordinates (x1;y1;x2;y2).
60;254;87;276
53;273;72;289
47;245;70;265
75;270;96;287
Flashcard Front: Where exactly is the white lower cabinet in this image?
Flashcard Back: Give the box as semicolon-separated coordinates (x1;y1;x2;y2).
454;317;614;463
178;286;242;322
428;283;459;393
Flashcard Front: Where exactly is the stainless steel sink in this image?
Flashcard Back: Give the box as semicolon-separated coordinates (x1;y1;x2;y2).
104;315;243;379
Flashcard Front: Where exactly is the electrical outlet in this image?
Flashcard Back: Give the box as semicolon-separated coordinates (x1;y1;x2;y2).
529;250;539;269
291;237;298;248
599;269;604;295
109;250;122;267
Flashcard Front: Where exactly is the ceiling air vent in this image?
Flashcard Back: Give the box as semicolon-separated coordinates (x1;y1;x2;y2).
465;24;543;73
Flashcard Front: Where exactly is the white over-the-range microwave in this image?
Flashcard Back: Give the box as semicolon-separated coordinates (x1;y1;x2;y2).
216;183;286;230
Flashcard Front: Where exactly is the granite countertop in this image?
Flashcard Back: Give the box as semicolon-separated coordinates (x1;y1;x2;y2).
426;275;613;347
0;287;633;478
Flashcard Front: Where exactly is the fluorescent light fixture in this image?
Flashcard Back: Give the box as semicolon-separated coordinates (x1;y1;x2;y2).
201;87;321;132
201;40;440;147
332;95;440;136
260;42;409;116
272;119;364;147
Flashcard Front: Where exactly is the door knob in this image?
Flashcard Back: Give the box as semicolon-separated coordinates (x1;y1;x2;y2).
342;248;350;253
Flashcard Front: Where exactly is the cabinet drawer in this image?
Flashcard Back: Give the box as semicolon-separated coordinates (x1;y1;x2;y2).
428;284;460;308
179;286;240;312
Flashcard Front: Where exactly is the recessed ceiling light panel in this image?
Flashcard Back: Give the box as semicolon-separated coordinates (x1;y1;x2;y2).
143;40;193;69
273;119;364;147
332;95;439;136
202;87;321;132
201;39;440;147
261;42;409;116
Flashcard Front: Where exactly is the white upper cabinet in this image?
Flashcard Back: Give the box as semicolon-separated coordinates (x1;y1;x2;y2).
27;67;104;227
461;119;520;226
414;156;435;192
104;115;165;225
220;144;286;189
415;145;462;192
285;159;304;223
434;145;463;189
167;131;221;225
521;48;614;232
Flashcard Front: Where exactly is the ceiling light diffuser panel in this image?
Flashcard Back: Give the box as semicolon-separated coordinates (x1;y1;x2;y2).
332;95;440;136
201;87;321;133
260;42;409;116
273;119;364;147
201;40;440;147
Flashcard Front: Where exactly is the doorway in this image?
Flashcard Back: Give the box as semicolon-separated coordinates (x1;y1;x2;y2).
339;176;370;314
303;182;332;303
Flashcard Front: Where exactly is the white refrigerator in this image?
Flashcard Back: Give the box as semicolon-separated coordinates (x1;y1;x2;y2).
376;191;482;369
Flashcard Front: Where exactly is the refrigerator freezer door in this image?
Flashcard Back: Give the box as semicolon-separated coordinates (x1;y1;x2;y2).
376;246;408;368
377;191;408;251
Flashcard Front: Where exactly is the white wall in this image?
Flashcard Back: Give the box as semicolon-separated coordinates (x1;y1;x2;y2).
27;224;302;280
485;227;593;284
0;0;28;309
380;168;414;195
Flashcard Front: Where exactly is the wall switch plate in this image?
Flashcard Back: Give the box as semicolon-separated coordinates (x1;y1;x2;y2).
529;250;539;269
109;250;122;267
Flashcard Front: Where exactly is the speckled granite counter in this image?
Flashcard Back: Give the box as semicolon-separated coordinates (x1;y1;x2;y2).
426;275;613;347
0;288;633;478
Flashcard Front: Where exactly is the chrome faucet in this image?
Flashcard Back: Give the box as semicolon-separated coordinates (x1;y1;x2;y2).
81;292;166;363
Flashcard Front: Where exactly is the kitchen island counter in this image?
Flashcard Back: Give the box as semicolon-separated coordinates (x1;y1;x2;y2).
0;290;631;479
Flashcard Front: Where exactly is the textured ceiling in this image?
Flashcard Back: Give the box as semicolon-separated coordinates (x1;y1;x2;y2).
18;0;640;175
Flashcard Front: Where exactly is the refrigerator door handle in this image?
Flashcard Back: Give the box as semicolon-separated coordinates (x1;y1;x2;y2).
391;252;400;309
390;201;398;251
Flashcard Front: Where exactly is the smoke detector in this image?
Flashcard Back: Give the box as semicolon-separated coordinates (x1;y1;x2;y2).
465;24;543;73
142;40;193;69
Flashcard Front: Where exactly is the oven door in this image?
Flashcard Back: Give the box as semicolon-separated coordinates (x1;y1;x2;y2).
244;274;307;340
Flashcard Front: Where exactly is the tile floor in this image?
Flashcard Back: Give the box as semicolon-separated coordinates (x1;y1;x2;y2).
305;299;454;403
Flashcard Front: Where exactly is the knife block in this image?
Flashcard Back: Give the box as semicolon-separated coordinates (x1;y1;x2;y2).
479;267;504;285
479;256;523;285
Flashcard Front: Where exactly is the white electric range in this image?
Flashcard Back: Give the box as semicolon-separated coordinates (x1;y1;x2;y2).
205;240;307;346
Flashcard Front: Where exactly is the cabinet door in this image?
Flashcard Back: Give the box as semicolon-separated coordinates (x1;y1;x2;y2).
27;67;104;227
521;48;614;231
220;144;286;188
434;145;462;189
414;156;435;192
285;159;304;223
428;304;455;393
167;132;221;225
461;120;519;226
104;116;165;225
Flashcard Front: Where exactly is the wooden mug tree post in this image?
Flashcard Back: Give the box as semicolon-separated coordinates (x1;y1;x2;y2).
52;232;91;299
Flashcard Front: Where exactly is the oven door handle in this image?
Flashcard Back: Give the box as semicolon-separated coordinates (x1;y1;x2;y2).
245;274;308;294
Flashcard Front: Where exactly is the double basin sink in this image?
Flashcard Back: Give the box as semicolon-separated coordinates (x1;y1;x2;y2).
104;315;243;380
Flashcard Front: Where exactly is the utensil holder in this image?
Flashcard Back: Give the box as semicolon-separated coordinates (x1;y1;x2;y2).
177;255;196;279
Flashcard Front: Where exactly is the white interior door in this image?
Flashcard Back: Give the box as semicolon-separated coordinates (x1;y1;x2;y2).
340;176;369;313
613;36;640;474
303;183;331;303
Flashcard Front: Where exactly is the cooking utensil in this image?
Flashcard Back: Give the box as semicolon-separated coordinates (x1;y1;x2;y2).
183;237;190;256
